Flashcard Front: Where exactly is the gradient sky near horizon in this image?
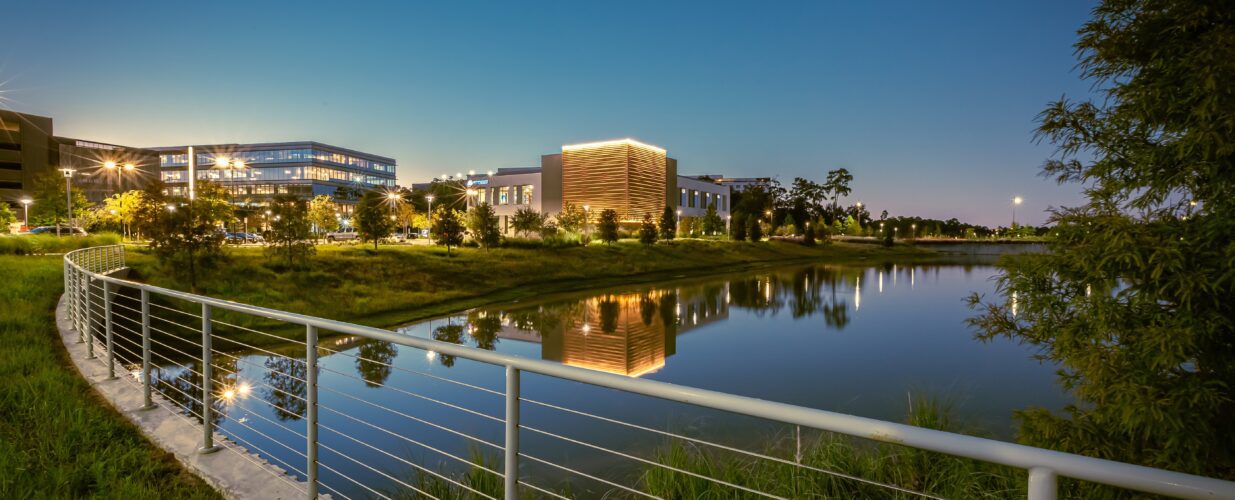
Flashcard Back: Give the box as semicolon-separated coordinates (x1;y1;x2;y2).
3;0;1098;227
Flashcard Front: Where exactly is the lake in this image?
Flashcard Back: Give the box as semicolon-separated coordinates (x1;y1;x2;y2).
142;262;1067;497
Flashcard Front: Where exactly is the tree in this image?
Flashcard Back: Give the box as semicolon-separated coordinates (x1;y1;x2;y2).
596;208;619;245
149;181;231;292
265;194;315;269
968;0;1235;481
99;190;146;240
823;168;853;221
701;203;724;236
0;203;15;233
781;214;798;235
788;177;828;221
466;203;501;248
556;202;586;233
510;207;546;237
802;224;816;246
432;208;465;256
29;172;92;233
307;195;339;239
731;214;747;241
658;205;677;240
638;213;658;245
354;190;395;250
747;216;763;241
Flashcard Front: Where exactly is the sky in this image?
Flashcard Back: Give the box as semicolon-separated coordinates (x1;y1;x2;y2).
2;0;1098;227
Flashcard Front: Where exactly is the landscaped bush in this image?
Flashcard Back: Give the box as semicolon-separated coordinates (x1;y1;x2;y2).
0;232;122;255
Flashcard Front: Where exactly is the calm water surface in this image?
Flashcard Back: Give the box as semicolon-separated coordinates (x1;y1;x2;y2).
143;263;1066;496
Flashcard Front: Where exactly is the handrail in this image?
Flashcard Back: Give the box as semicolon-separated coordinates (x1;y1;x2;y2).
63;245;1235;499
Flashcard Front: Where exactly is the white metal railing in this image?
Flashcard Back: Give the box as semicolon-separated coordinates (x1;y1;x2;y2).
63;245;1235;499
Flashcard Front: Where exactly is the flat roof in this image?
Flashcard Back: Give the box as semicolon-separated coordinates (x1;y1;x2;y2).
147;141;396;164
561;138;666;154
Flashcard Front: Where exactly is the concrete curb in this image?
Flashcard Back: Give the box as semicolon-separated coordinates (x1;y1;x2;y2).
55;293;310;499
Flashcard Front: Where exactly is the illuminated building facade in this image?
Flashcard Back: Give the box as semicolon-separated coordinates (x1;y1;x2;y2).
559;138;673;222
151;142;396;207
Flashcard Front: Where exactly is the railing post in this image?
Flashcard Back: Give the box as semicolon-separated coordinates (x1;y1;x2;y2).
104;281;116;379
140;289;154;410
199;303;220;454
1028;467;1058;500
85;276;95;357
306;324;319;499
505;365;520;500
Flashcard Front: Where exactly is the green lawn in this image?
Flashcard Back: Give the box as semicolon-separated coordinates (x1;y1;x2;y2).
124;239;964;346
0;255;219;498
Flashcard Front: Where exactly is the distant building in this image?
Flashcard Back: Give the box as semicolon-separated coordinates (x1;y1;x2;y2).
1;109;159;209
449;138;731;231
713;176;773;192
150;142;396;209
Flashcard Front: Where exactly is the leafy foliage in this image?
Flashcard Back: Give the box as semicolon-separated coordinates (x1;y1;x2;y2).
466;203;502;248
597;208;619;245
306;195;340;237
265;194;315;269
510;207;546;237
747;216;763;241
355;190;395;250
968;0;1235;480
0;203;15;232
701;203;724;236
29;172;92;231
556;202;586;233
432;207;465;256
148;180;231;291
639;213;658;245
731;213;747;241
658;205;676;240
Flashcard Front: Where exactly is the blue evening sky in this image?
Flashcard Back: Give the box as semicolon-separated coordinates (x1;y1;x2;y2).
3;1;1097;227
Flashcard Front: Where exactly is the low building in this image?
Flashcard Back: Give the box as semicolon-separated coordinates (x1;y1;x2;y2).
713;176;773;192
438;138;732;232
150;142;397;210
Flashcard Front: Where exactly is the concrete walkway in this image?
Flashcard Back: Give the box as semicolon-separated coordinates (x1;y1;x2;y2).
56;294;309;499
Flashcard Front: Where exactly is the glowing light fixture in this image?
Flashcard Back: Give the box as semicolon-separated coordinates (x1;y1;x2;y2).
562;138;666;154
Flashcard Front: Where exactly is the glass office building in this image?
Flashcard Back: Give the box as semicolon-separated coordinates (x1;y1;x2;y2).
151;142;396;207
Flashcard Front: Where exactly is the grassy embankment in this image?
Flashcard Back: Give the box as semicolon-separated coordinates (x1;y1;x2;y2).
0;232;121;255
0;255;218;498
125;239;975;347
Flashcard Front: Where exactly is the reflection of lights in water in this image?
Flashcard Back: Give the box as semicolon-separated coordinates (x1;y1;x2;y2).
237;416;248;424
581;323;590;335
130;369;143;382
691;312;698;325
855;275;861;311
879;270;884;293
426;350;437;362
1086;284;1092;297
238;382;251;397
221;388;237;403
675;304;681;316
911;267;915;288
893;264;898;286
1011;291;1019;317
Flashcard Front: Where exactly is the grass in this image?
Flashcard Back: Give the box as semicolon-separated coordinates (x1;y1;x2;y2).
0;255;219;498
124;239;974;347
0;232;122;255
641;397;1026;499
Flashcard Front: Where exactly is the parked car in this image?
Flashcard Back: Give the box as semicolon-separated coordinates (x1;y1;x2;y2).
325;229;359;242
25;226;89;236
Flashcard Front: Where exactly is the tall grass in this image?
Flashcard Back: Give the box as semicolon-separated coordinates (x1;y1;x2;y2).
641;397;1026;499
0;232;121;255
0;255;218;498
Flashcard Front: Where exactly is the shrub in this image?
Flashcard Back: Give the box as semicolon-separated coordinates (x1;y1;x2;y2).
639;213;658;245
748;217;763;241
658;206;676;240
597;209;619;245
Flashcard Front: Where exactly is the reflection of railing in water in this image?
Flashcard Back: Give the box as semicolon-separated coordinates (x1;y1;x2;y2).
64;245;1235;499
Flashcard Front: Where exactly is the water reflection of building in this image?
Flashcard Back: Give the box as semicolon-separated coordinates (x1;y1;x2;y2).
483;283;729;377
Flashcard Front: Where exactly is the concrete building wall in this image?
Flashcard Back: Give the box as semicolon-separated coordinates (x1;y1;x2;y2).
676;175;731;219
540;154;562;215
0;110;53;207
476;169;542;233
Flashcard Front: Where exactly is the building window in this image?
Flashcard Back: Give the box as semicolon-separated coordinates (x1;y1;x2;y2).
692;190;700;208
521;185;534;205
499;187;509;205
680;188;687;207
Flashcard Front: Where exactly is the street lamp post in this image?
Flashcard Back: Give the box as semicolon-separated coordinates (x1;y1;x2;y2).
426;195;435;237
1011;196;1023;235
20;197;32;230
102;161;138;194
60;168;76;235
214;157;247;230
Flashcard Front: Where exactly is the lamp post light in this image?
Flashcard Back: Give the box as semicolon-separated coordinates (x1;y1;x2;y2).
426;194;435;236
1011;196;1023;234
60;168;76;235
911;223;916;240
20;197;32;230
